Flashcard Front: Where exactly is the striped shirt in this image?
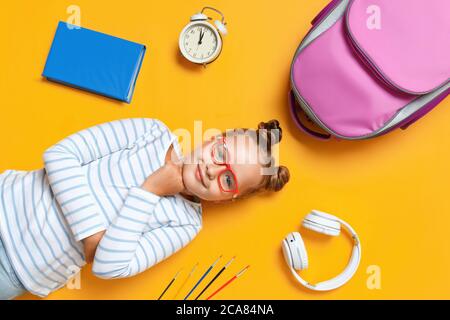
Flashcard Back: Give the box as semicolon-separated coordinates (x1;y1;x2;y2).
0;118;202;297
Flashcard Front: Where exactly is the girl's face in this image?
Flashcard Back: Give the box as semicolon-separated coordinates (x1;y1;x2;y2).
182;134;265;202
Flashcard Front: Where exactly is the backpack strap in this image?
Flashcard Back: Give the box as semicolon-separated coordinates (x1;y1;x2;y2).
289;90;332;140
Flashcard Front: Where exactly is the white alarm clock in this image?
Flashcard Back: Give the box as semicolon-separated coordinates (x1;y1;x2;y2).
179;7;227;66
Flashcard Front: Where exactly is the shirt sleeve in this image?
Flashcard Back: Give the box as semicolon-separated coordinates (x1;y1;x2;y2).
91;187;201;279
43;118;165;242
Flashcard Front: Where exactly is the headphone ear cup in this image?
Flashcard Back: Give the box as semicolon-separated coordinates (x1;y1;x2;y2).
282;232;308;271
302;210;341;236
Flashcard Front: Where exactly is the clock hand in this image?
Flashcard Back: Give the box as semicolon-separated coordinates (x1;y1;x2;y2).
198;29;202;45
199;29;205;45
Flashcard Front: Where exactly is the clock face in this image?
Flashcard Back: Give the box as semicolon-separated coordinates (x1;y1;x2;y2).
180;22;221;63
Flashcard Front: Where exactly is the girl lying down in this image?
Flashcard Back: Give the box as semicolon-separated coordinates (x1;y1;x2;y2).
0;118;290;299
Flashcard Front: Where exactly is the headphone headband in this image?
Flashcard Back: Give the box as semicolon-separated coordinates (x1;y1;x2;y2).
310;242;361;291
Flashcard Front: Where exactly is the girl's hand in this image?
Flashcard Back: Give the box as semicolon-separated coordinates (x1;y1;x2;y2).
141;159;185;196
82;230;105;263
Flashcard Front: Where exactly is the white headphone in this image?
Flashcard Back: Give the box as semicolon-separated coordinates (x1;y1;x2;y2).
282;210;361;291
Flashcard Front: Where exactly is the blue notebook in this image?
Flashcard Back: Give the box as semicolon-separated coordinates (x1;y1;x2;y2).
43;21;146;103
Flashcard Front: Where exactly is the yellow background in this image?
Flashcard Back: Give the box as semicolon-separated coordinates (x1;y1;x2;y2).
0;0;449;300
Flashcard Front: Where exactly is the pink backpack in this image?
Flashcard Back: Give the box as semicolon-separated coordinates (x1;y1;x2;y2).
290;0;450;140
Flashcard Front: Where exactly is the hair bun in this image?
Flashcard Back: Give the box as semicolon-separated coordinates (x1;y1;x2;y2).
267;166;290;192
258;119;283;144
258;119;280;131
